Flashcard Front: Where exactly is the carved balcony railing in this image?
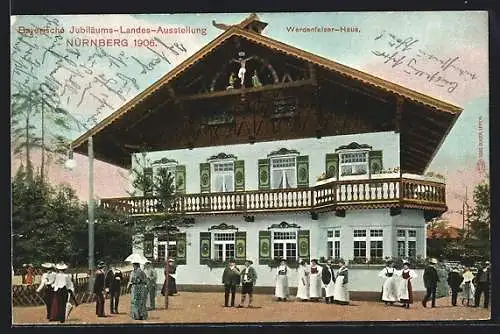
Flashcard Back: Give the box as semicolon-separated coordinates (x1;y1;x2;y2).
100;176;446;216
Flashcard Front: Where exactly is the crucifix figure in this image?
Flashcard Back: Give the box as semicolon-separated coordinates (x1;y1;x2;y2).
231;52;255;87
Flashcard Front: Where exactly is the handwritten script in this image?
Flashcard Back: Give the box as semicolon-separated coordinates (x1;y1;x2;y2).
371;31;478;95
11;16;189;129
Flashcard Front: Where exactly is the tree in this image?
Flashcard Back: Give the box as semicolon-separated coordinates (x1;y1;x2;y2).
465;182;490;259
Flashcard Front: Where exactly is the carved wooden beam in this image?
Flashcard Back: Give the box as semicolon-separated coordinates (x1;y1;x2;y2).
323;77;388;103
395;96;404;133
179;79;316;101
123;98;171;132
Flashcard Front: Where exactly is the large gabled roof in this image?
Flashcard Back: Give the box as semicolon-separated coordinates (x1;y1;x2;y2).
71;16;461;153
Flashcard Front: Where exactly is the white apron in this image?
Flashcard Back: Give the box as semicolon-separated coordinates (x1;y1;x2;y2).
324;267;335;298
274;265;289;298
396;269;416;301
379;267;398;302
309;265;322;298
296;265;310;300
333;267;349;303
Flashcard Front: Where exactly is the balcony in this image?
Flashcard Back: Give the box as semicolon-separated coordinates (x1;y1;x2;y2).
100;175;446;218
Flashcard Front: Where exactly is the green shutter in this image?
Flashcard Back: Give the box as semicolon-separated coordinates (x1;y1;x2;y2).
258;230;272;265
325;153;339;179
258;159;270;190
200;232;211;264
234;160;245;192
200;163;211;193
235;231;246;262
298;230;310;263
175;232;186;265
143;233;154;260
175;165;186;194
369;150;383;175
296;155;309;188
144;167;153;196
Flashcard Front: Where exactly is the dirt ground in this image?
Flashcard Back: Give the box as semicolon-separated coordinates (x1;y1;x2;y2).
12;292;490;325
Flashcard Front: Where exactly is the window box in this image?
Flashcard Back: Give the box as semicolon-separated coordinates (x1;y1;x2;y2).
205;259;246;271
267;257;299;269
370;172;400;179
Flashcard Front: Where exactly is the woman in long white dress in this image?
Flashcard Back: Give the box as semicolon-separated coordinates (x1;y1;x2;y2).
296;259;310;301
333;259;349;305
396;260;417;309
308;259;323;301
460;267;475;306
378;260;398;305
274;258;290;301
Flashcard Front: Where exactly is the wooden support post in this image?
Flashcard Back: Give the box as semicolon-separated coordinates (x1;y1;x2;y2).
395;96;404;133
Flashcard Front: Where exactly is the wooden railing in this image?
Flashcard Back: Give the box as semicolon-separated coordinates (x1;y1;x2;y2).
100;177;446;216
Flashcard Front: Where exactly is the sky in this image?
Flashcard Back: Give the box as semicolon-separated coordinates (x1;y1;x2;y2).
10;12;489;227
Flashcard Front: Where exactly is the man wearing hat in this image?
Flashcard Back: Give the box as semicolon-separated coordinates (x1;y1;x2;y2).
473;261;491;308
237;259;257;308
322;258;336;304
222;259;241;307
447;265;462;307
105;263;123;314
422;258;440;308
93;261;107;317
36;263;56;319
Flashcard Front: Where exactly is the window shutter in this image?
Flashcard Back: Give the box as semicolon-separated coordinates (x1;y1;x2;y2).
258;230;272;265
296;155;309;188
258;159;270;190
235;231;246;262
144;167;153;196
369;150;383;175
325;153;339;179
200;163;211;193
175;232;186;265
234;160;245;192
199;232;211;264
143;233;154;260
175;165;186;194
298;230;310;263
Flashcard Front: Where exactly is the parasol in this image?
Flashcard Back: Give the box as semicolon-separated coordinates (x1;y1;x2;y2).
124;253;149;264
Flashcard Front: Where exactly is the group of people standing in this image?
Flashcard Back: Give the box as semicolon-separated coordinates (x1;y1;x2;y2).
378;259;418;308
292;258;349;305
35;262;78;323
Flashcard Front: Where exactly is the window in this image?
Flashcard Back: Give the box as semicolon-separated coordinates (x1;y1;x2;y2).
327;229;341;259
397;228;418;258
270;156;296;189
213;232;235;262
157;234;177;262
354;229;384;260
211;161;234;192
339;151;369;177
152;163;177;194
272;231;297;260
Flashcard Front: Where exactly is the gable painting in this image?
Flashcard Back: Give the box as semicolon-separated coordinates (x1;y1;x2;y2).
11;12;491;324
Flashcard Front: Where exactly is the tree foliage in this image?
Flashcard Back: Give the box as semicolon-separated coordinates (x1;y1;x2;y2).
12;168;133;269
464;182;490;259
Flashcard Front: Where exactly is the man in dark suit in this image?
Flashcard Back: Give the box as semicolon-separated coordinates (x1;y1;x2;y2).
321;259;335;304
222;259;240;307
422;258;440;308
473;261;491;308
93;261;106;317
105;265;123;314
447;266;462;306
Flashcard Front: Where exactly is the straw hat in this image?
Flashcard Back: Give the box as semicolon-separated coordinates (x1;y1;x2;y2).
55;263;68;270
41;263;55;269
430;258;438;264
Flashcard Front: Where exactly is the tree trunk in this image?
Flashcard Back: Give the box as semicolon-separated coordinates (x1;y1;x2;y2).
40;101;45;182
164;215;169;309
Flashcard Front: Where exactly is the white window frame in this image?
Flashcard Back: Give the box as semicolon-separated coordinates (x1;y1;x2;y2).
270;154;297;190
152;162;177;194
396;228;417;258
338;149;369;179
212;231;236;262
353;229;367;260
271;229;298;261
369;229;384;260
327;228;341;259
156;240;177;262
210;159;235;193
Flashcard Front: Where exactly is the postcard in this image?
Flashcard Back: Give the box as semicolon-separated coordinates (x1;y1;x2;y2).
11;11;491;324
